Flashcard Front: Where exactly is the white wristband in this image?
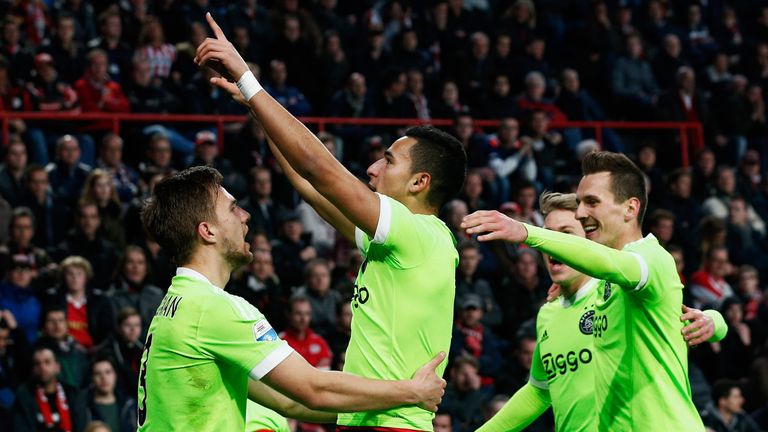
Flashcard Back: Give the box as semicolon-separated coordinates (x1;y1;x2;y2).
237;70;262;101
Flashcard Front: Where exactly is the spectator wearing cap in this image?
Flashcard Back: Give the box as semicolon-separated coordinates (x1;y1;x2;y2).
104;246;163;336
271;209;316;289
264;59;312;116
73;49;130;115
293;258;341;337
95;134;139;204
279;295;333;370
450;293;504;387
190;130;246;198
38;14;87;84
701;380;763;432
240;166;281;239
0;207;52;281
41;256;113;350
0;254;40;343
52;202;119;290
0;139;28;207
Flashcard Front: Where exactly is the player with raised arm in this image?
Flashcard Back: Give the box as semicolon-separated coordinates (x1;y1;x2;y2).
477;192;728;432
195;13;466;431
137;166;446;431
463;152;710;431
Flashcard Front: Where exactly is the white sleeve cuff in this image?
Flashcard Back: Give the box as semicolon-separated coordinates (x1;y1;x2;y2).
355;227;366;255
248;343;294;380
629;252;649;292
529;376;549;390
372;193;391;245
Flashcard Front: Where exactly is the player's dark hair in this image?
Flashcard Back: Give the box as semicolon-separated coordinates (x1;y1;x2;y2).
712;379;740;403
406;125;467;209
582;151;648;225
141;166;223;265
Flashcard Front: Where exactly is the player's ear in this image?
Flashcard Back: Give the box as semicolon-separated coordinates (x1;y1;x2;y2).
197;221;217;244
624;197;641;221
409;172;431;194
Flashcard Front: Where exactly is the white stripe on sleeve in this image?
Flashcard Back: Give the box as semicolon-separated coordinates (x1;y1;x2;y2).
249;343;294;380
629;252;650;291
372;193;391;244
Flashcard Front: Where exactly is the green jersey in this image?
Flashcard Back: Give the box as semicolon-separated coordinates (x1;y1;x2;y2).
339;194;458;430
245;401;290;432
530;278;601;432
592;235;703;431
137;268;293;431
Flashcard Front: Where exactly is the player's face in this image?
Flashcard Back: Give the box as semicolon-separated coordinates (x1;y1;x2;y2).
366;137;418;202
543;209;585;286
214;187;252;269
575;172;629;249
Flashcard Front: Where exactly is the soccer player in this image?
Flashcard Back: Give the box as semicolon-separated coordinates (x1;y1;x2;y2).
477;192;727;431
463;152;710;430
195;13;466;431
138;166;447;431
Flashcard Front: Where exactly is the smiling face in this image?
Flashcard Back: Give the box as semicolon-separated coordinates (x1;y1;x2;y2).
575;172;631;248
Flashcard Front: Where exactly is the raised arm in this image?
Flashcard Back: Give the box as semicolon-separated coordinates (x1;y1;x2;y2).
462;210;643;289
195;13;381;238
261;351;446;413
266;136;355;242
476;383;551;432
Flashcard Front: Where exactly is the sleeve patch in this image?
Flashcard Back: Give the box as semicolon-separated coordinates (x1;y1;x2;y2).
253;320;279;342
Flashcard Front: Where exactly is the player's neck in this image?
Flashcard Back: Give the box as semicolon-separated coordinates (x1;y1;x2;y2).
561;275;590;299
183;251;233;289
610;225;643;250
402;195;437;216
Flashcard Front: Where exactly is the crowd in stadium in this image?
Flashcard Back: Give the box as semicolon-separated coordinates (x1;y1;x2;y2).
1;0;768;431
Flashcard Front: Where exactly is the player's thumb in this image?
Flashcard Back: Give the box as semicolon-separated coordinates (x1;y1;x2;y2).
424;352;447;372
209;77;238;95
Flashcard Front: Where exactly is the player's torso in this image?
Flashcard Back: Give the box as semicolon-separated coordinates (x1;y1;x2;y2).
340;216;457;430
537;280;599;432
591;240;704;432
138;278;246;431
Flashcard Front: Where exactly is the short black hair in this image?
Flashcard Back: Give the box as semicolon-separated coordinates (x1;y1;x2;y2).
582;151;648;225
405;125;467;209
712;379;740;403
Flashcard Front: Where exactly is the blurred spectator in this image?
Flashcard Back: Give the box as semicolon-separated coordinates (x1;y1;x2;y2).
648;209;675;249
442;199;469;242
74;49;130;115
271;210;316;289
21;165;60;248
431;80;470;119
514;181;543;227
80;168;125;248
450;294;504;384
521;110;575;189
39;13;87;84
325;299;351;370
459;170;489;213
737;150;763;202
293;258;340;337
456;32;493;106
497;249;548;340
279;295;332;370
653;34;689;92
0;254;40;343
482;74;516;120
52;202;119;290
663;168;702;247
510;37;551;95
441;356;489;432
693;147;719;201
240;166;280;239
105;246;163;336
0;309;30;424
727;196;768;274
483;118;536;204
265;59;312;116
0;206;53;280
701;379;763;432
393;28;430;76
318;31;349;106
96;307;142;397
229;248;287;332
0;139;29;206
455;241;500;327
37;307;89;389
737;265;763;322
12;345;86;432
433;410;453;432
374;68;415;120
190;131;246;198
86;10;132;84
268;14;319;103
691;246;736;309
124;55;181;114
635;143;665;203
703;167;766;235
85;356;136;432
0;18;34;85
715;297;754;381
406;69;429;121
45;134;92;212
138;134;173;176
352;29;391;90
704;52;734;95
135;16;175;83
684;4;718;67
496;330;537;395
611;33;659;119
327;72;375;151
515;71;567;123
95;134;138;204
714;7;743;61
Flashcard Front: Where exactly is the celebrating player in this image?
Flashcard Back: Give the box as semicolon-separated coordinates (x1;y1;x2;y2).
477;192;727;431
463;152;710;431
137;166;447;431
195;13;466;431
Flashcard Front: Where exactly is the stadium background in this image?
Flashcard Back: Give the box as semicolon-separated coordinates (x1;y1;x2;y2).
0;0;767;431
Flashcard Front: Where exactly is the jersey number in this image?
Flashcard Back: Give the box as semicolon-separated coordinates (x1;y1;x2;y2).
137;333;154;426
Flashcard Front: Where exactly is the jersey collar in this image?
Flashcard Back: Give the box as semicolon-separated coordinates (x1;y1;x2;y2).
176;267;223;291
560;278;599;308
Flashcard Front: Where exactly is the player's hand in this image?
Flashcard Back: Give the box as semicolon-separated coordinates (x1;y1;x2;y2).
194;13;249;84
546;284;561;302
461;210;528;243
411;352;447;412
680;304;714;347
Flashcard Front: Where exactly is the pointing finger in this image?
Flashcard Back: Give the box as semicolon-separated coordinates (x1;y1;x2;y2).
206;12;227;41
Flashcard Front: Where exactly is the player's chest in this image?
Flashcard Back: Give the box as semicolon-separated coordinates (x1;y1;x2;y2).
539;305;595;380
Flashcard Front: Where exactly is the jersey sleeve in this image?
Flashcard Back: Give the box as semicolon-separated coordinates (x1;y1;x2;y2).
197;294;293;380
529;341;549;390
622;240;681;303
704;309;729;342
524;224;643;290
475;383;551;432
354;193;426;268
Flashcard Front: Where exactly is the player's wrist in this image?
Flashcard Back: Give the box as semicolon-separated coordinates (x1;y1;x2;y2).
403;379;421;405
237;70;263;102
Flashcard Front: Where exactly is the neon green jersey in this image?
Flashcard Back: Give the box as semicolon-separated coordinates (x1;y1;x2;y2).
530;278;601;432
245;401;291;432
339;194;458;431
137;268;293;431
592;235;704;431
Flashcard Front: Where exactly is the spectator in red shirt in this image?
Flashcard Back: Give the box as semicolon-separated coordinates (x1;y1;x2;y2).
691;245;736;309
73;49;129;114
279;295;332;370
